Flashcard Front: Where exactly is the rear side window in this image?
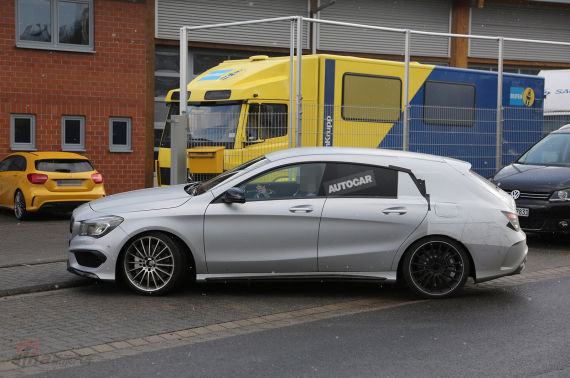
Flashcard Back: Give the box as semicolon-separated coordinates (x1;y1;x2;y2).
342;73;402;122
11;156;27;171
423;81;475;127
35;159;94;173
0;156;27;172
321;163;398;198
0;157;12;172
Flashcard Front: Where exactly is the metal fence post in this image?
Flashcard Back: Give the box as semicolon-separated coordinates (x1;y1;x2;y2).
403;29;411;151
289;20;295;149
296;16;303;147
495;37;504;172
171;26;189;185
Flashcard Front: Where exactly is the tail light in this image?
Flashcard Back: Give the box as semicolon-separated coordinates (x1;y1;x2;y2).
502;211;521;232
91;173;103;184
27;173;48;184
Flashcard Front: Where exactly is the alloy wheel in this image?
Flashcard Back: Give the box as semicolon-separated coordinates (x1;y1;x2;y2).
405;240;468;298
14;191;27;220
123;235;176;293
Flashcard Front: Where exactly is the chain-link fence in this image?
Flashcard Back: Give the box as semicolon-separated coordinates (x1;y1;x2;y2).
158;102;554;184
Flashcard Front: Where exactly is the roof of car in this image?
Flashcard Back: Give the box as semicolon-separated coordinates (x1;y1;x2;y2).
554;124;570;132
18;151;89;160
265;147;467;167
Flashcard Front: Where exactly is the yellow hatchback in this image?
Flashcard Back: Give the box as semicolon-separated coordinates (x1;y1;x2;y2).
0;152;106;220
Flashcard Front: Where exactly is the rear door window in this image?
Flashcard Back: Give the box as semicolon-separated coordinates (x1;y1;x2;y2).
0;156;15;172
11;156;27;171
321;163;398;198
35;159;94;173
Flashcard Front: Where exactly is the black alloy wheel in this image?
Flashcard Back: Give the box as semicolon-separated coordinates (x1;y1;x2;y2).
403;237;470;299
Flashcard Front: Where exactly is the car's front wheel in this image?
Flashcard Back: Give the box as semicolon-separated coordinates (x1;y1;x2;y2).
403;237;470;299
121;232;187;295
14;191;28;220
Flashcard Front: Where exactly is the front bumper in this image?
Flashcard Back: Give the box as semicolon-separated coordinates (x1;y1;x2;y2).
515;198;570;233
67;225;128;282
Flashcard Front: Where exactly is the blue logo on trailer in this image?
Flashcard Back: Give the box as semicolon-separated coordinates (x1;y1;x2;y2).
199;69;233;81
509;87;525;106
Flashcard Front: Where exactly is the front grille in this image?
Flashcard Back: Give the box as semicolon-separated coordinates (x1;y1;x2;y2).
519;192;550;200
74;250;107;268
503;189;550;200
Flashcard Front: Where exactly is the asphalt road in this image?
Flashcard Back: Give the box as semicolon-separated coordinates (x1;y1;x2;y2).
40;276;570;378
0;209;70;266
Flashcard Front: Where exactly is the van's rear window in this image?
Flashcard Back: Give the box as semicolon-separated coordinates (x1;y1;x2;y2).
35;159;94;173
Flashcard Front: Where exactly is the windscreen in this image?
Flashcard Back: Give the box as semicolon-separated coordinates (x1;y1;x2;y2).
517;133;570;167
160;102;242;149
35;159;94;173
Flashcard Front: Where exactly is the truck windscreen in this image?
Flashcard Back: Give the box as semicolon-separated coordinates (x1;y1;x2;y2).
160;102;242;149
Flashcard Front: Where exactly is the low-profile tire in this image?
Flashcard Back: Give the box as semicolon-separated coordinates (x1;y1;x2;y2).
121;232;187;295
402;237;470;299
14;191;28;220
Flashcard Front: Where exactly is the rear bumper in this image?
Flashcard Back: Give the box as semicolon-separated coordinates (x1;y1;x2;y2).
28;190;105;211
468;235;528;284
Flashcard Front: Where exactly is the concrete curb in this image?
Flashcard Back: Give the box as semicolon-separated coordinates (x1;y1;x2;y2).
0;260;95;297
0;278;94;297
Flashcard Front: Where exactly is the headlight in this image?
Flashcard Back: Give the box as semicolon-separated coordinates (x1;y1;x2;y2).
549;189;570;202
79;216;124;238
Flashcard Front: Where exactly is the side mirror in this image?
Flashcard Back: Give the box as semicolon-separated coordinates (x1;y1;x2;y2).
223;187;246;204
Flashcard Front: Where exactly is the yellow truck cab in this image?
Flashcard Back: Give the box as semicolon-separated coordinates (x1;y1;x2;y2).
157;54;434;185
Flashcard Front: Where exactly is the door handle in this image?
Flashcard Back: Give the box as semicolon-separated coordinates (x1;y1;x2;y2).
289;205;314;213
382;206;407;215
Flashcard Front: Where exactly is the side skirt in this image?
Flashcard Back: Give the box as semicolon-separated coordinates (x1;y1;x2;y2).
196;271;397;283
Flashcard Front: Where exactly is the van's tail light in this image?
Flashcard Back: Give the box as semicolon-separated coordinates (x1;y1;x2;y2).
502;211;521;231
91;173;103;184
27;173;48;184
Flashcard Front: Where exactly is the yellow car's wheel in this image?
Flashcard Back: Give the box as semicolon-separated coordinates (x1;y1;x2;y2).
14;191;28;220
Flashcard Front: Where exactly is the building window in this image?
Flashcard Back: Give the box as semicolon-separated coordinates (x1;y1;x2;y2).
342;73;402;122
109;118;132;152
16;0;94;52
10;114;36;151
423;81;476;127
62;116;85;151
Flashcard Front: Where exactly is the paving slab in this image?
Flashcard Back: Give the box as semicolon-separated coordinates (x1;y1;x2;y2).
0;261;92;297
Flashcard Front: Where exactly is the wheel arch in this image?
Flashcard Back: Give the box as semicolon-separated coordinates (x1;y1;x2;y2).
115;230;197;283
396;234;476;282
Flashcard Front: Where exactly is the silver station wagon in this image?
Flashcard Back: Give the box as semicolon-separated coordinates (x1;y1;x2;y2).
68;148;527;298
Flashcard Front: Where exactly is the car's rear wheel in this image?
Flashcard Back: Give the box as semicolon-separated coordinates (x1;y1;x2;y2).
14;191;28;220
403;237;470;299
121;232;186;295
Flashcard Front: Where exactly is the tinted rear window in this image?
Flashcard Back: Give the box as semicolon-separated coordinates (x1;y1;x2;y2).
35;159;94;173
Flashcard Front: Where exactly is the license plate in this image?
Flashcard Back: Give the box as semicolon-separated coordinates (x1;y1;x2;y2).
58;179;82;186
516;208;529;217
